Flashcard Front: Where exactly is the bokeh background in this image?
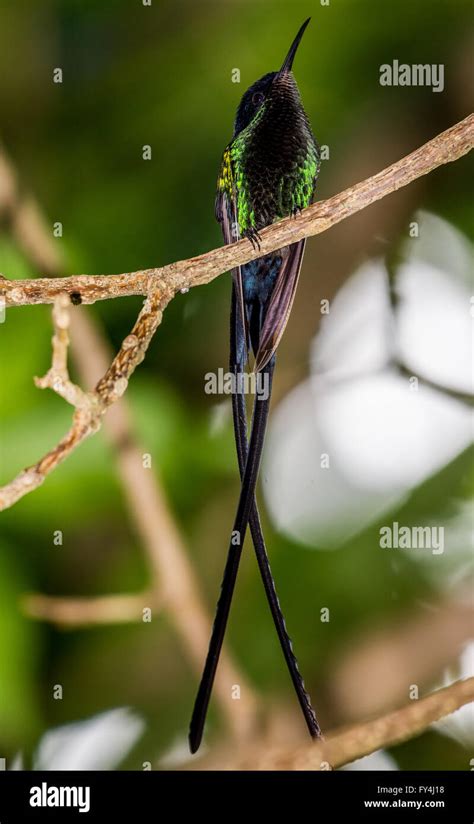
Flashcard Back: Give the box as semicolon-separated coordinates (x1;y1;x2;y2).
0;0;472;770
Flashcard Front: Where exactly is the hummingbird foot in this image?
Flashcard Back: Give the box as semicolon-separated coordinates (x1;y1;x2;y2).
244;226;262;251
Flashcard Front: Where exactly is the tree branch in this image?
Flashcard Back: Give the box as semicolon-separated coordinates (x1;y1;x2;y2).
0;286;168;509
223;677;474;770
1;115;473;308
21;591;158;627
0;115;472;511
34;292;88;406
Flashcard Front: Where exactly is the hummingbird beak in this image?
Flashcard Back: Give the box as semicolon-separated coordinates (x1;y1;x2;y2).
278;17;311;76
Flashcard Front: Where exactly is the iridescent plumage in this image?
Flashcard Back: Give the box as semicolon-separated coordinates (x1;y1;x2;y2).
215;56;320;370
217;74;319;234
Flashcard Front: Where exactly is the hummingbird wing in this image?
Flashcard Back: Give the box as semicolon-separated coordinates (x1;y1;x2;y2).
254;238;306;372
215;150;249;362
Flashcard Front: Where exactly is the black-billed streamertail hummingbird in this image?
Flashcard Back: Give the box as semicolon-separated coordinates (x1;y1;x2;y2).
189;18;322;753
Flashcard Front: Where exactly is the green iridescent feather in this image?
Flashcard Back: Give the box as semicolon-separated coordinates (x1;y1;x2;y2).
217;105;318;234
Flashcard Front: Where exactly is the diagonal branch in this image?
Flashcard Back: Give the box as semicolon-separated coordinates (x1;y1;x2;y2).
1;114;473;308
213;677;474;770
0;114;473;512
0;286;169;509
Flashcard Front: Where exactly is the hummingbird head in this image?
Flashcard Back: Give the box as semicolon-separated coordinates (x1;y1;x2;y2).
233;18;311;138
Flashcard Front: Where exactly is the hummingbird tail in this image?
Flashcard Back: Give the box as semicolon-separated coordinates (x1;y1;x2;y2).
188;342;274;754
230;286;322;741
188;287;322;753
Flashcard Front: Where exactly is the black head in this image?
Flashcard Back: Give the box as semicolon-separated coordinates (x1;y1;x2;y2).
233;18;311;137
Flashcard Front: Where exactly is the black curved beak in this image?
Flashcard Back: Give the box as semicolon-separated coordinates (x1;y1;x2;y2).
278;17;311;75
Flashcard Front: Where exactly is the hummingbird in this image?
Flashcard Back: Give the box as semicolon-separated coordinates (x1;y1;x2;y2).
189;18;321;753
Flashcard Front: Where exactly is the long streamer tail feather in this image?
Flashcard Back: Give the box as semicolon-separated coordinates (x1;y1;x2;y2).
188;354;274;754
229;286;321;741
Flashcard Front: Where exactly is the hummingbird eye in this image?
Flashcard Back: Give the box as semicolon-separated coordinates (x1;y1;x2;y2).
252;91;265;106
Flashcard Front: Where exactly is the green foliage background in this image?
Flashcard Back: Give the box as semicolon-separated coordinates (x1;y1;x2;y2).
0;0;472;767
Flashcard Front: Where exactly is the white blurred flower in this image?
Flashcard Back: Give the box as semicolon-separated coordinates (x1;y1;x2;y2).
264;212;473;547
433;643;474;749
310;258;395;379
409;500;474;589
208;400;231;436
32;708;144;771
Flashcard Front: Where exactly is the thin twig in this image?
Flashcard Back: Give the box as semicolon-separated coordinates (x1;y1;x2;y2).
21;592;158;627
217;677;474;770
0;286;168;509
328;593;474;722
33;292;88;407
1;114;472;308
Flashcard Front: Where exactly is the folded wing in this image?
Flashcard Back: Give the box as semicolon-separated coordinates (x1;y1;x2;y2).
254;239;306;372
